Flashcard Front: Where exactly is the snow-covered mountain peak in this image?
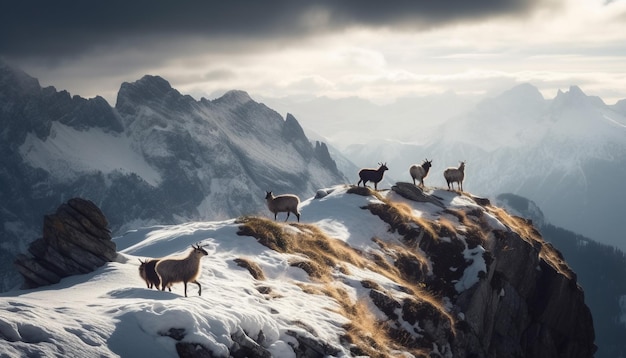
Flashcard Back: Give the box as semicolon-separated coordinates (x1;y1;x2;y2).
115;75;191;116
215;89;253;105
497;83;545;104
0;59;41;95
119;75;177;98
553;85;606;110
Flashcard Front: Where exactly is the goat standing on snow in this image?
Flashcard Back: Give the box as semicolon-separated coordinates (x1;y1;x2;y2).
155;244;208;297
357;162;389;191
265;191;301;222
444;161;466;191
409;159;433;187
138;258;162;289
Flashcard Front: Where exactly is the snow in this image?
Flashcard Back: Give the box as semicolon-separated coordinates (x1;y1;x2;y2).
0;185;493;357
18;122;162;186
454;244;487;293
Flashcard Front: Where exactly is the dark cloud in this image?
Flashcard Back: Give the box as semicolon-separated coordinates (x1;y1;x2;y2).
1;0;553;60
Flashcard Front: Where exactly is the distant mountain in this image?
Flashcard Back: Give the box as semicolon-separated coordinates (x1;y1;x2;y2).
0;61;347;291
259;91;478;145
496;193;626;358
343;83;626;252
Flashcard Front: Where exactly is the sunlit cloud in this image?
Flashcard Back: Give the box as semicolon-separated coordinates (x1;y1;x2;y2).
2;0;625;105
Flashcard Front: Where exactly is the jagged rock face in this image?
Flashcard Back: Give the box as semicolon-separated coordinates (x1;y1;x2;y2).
386;183;596;357
455;228;595;357
13;198;115;289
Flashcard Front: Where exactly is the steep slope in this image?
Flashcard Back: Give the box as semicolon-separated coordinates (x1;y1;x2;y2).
0;61;346;291
496;193;626;358
343;84;626;252
0;185;595;357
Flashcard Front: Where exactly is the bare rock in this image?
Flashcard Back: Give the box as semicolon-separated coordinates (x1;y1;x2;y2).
14;198;116;289
391;182;445;208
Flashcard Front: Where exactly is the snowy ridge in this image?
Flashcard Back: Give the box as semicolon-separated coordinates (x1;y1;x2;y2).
0;185;593;357
0;186;421;357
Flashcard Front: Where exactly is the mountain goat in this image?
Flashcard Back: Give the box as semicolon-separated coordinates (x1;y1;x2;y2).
357;162;389;190
444;161;466;191
265;191;301;222
138;258;161;289
155;244;208;297
409;159;432;187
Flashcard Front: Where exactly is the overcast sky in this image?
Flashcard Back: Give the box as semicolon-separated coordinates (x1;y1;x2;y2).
2;0;626;106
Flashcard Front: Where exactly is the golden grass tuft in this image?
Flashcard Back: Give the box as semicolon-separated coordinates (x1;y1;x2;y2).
436;217;458;237
233;257;265;280
237;216;365;284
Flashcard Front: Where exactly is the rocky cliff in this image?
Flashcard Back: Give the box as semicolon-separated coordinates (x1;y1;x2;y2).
353;183;596;357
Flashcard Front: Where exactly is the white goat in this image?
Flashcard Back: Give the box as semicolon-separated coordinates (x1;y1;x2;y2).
443;161;466;191
409;159;432;187
265;191;301;222
155;244;208;297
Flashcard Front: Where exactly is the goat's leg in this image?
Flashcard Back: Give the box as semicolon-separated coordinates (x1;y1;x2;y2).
193;280;202;296
285;212;290;222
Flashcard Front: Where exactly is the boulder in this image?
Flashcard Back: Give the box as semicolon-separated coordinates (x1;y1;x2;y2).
14;198;116;289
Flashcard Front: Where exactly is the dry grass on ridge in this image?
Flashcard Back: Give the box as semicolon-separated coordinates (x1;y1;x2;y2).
236;216;364;283
236;208;454;355
487;206;575;280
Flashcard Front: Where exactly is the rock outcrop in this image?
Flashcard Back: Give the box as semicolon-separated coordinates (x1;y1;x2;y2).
388;184;596;357
14;198;116;289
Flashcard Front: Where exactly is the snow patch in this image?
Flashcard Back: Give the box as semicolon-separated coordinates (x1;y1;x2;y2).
18;122;161;186
454;244;487;293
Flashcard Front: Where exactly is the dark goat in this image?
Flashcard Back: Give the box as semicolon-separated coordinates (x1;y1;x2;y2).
138;258;161;289
357;162;389;190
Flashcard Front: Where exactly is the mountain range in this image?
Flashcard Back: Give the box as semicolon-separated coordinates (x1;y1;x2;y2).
0;60;346;290
341;83;626;252
1;60;624;356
